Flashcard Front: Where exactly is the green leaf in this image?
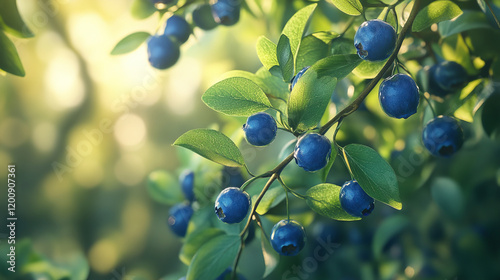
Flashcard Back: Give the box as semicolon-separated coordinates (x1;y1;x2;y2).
438;10;492;38
146;170;183;205
321;144;338;182
295;33;332;72
430;177;464;220
329;0;364;16
287;54;361;132
412;1;463;32
372;216;409;259
180;228;225;265
330;37;356;55
0;31;24;76
343;144;402;210
222;69;289;101
256;36;279;70
306;183;361;221
282;4;317;61
0;0;34;38
131;0;156;19
260;228;279;278
352;59;388;79
173;129;245;167
255;185;286;215
186;235;241;280
110;32;151;55
481;92;500;140
277;35;294;82
202;77;272;116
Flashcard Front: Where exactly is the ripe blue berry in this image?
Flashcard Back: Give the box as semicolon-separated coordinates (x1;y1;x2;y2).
211;0;240;26
164;15;191;44
425;64;449;97
147;35;180;69
168;203;193;237
243;112;277;146
434;61;468;92
215;187;251;224
179;170;195;202
422;116;464;157
270;220;307;256
379;74;420;119
339;180;375;217
289;66;310;91
354;19;396;61
216;268;247;280
294;133;332;172
192;4;219;30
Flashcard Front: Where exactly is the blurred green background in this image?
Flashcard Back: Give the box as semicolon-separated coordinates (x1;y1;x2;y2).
1;0;500;280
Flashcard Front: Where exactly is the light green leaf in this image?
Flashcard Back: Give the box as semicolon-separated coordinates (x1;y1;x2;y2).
0;0;34;38
413;1;463;32
343;144;402;210
287;54;361;132
255;185;286;215
256;36;279;70
111;32;151;55
261;228;279;278
0;31;25;76
296;33;332;72
173;129;245;167
180;228;225;265
352;59;388;79
186;235;240;280
131;0;156;19
277;34;294;82
306;183;361;221
438;10;492;38
329;0;364;16
146;170;183;205
222;70;289;101
431;177;464;220
202;77;272;116
282;4;317;62
372;216;409;259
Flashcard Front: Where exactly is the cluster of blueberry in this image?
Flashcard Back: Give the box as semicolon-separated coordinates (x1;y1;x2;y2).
147;0;241;69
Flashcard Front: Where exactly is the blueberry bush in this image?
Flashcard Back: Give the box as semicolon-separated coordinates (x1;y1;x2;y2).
1;0;500;279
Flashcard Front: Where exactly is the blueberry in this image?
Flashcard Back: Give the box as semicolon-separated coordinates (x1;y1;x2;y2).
215;187;251;224
339;180;375;217
179;170;195;202
243;112;277;146
354;19;396;61
379;73;420;119
168;203;193;237
422;115;464;157
434;61;468;92
289;66;310;91
294;133;332;172
211;0;241;26
270;220;307;256
193;4;219;30
164;15;191;44
425;64;450;97
147;35;180;69
215;268;247;280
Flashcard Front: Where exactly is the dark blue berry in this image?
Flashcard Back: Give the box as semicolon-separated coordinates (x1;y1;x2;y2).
147;35;180;69
216;268;247;280
271;220;307;256
211;0;240;26
168;203;193;237
164;15;191;44
379;74;420;119
215;187;251;224
294;133;332;172
434;61;468;92
422;115;464;157
243;112;277;146
179;170;195;202
354;19;396;61
339;180;375;217
289;66;310;91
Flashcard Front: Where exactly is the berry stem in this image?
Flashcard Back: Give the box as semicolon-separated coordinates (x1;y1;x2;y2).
319;0;422;135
